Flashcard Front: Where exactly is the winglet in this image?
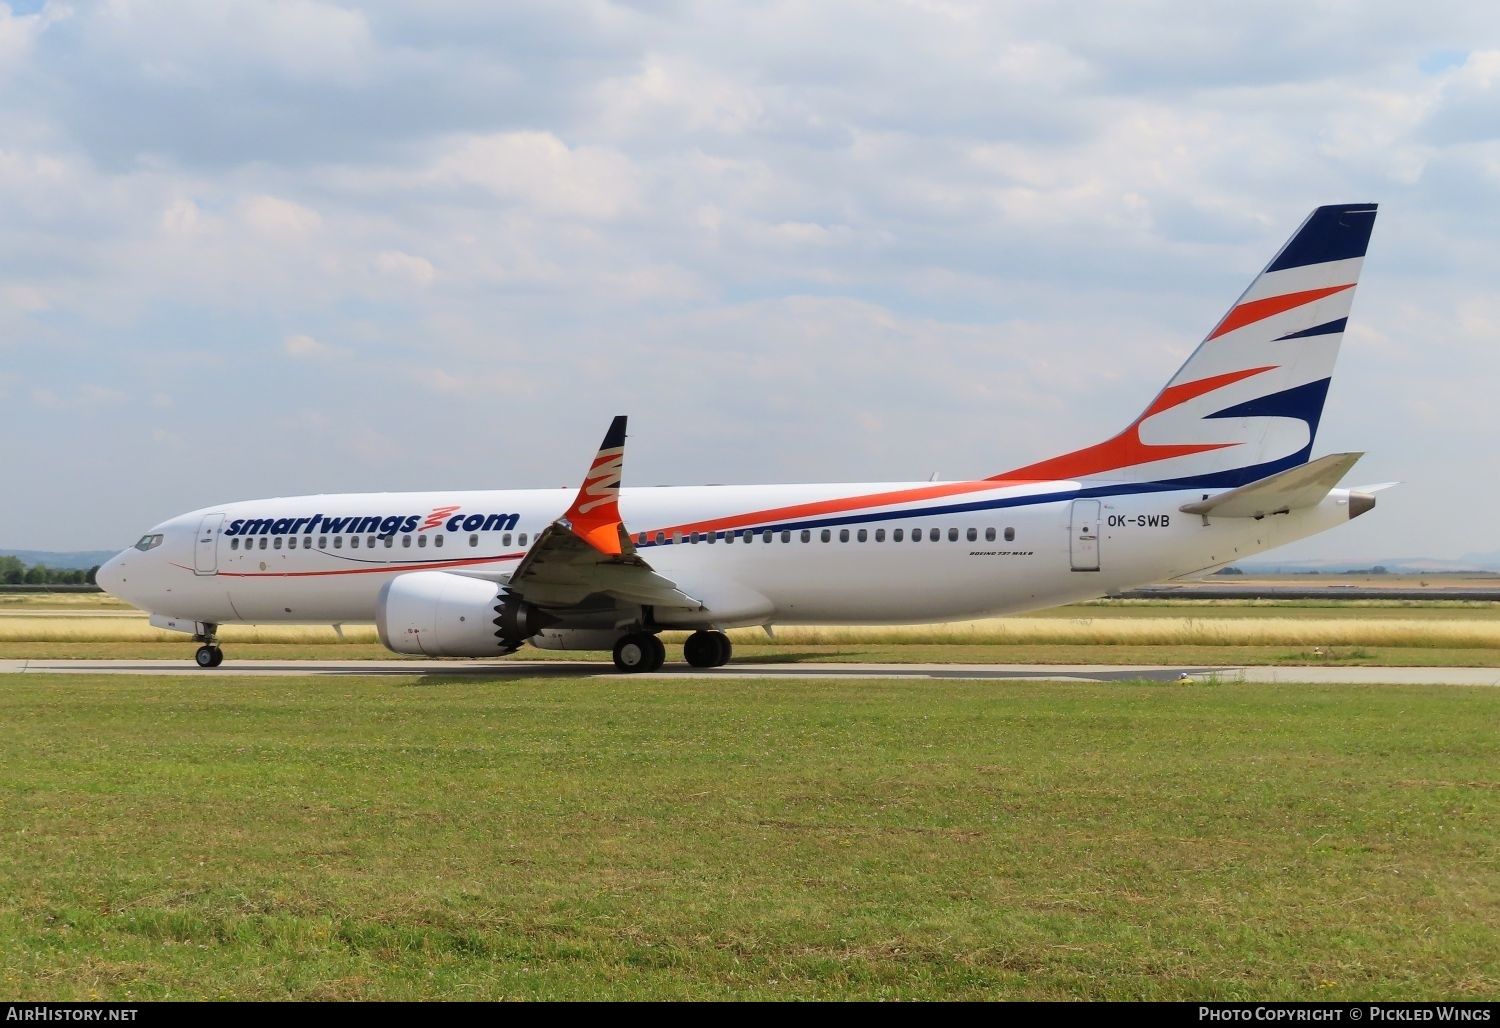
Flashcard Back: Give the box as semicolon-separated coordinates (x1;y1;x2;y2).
561;415;632;556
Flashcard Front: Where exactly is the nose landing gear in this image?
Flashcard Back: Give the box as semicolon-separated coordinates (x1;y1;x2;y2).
193;623;224;668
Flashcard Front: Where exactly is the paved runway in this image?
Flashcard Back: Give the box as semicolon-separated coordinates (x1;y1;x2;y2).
1;659;1496;685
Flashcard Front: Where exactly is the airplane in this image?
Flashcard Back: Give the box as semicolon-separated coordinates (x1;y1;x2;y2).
97;203;1383;672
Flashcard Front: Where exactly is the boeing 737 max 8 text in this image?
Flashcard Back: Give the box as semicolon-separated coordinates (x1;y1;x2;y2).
98;204;1384;671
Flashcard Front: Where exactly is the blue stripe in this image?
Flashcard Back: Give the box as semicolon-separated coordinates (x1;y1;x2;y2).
635;478;1229;547
601;415;627;450
1264;204;1377;273
1276;318;1346;341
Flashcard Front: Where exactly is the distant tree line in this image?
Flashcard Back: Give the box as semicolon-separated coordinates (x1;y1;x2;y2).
0;556;99;586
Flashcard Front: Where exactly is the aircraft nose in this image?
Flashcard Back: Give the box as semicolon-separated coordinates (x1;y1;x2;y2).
95;552;127;598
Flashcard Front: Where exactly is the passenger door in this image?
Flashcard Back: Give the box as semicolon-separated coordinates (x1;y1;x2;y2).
195;513;224;575
1069;500;1100;572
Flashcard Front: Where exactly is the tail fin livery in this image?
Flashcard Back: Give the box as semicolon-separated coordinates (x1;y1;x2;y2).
561;414;631;556
993;203;1378;488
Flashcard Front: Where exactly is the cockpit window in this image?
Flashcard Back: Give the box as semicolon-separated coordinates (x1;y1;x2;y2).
133;534;164;552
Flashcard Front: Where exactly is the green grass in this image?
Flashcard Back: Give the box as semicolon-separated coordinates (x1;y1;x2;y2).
1;673;1495;1000
5;640;1500;667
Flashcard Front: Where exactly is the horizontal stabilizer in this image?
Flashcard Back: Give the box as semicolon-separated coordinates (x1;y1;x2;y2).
1178;452;1363;519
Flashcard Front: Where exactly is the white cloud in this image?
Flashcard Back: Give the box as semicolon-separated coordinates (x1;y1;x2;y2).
240;194;322;236
31;384;127;409
3;284;48;312
429;131;640;219
374;249;436;286
1;0;1499;562
283;333;349;359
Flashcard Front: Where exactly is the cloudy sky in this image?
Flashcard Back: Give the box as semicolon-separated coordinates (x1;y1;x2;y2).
2;1;1497;562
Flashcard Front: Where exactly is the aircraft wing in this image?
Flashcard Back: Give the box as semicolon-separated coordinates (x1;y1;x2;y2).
505;416;704;610
1178;452;1364;519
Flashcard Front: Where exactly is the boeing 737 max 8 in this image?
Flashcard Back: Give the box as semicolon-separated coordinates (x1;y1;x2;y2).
98;204;1383;671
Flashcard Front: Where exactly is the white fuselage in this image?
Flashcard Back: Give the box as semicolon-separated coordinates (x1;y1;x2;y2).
98;478;1358;630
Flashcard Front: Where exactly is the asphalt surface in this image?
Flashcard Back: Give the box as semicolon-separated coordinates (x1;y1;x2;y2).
2;659;1496;685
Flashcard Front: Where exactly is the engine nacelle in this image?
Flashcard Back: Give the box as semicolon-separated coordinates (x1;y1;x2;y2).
375;571;554;657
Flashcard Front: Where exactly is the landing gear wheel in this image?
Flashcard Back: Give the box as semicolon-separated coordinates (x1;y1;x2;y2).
195;645;223;669
613;632;665;673
684;630;732;668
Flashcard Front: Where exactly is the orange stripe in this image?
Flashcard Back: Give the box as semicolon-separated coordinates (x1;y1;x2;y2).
651;479;1028;539
1207;284;1352;340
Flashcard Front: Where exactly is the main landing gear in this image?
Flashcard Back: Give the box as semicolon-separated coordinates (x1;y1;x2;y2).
613;632;666;673
683;630;733;669
193;623;224;668
610;630;734;672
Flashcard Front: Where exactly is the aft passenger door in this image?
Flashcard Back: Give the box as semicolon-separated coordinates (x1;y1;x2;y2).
1069;500;1100;572
195;513;224;576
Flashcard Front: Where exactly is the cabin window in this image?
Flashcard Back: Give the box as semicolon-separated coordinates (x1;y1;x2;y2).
985;527;996;542
839;529;850;543
401;535;411;548
893;528;904;542
367;536;376;548
820;529;831;543
706;532;716;544
637;532;647;546
230;539;239;551
656;531;666;545
912;529;922;543
857;529;868;542
502;533;512;547
384;536;394;548
288;538;297;550
434;535;443;548
930;528;941;542
469;534;479;547
334;537;343;549
318;536;328;549
351;536;360;549
800;530;811;543
875;529;885;542
273;538;282;550
965;528;976;542
763;530;773;543
781;531;791;543
418;535;427;548
519;533;528;546
1005;527;1015;542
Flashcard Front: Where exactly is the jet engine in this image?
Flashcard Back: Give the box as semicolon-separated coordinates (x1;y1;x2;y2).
375;571;555;657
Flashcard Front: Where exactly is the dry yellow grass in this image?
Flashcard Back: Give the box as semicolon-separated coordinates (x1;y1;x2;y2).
5;613;1500;649
721;617;1500;648
0;616;379;645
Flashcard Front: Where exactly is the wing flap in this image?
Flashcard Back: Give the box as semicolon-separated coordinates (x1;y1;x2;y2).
1179;452;1363;519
